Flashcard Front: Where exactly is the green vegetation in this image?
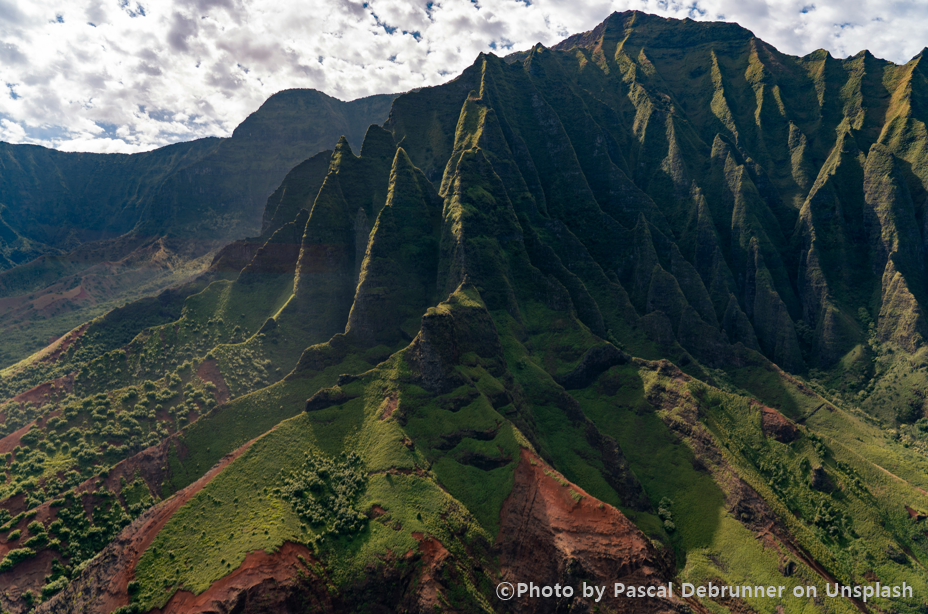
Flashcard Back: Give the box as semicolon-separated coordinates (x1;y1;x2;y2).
278;451;367;537
8;10;928;614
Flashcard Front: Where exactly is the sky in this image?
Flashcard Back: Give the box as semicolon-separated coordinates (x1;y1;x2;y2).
0;0;926;154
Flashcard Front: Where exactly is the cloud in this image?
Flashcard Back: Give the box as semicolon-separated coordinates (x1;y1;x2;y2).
0;0;925;153
0;42;26;65
166;12;198;52
0;118;27;142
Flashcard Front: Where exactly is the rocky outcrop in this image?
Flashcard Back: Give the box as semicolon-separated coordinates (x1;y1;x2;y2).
810;466;835;493
760;406;799;443
261;149;333;236
305;386;353;411
237;209;309;283
556;344;630;390
406;284;505;394
496;449;682;614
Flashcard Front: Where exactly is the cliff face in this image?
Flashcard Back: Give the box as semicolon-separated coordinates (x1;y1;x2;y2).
387;11;928;372
3;11;928;614
497;449;681;614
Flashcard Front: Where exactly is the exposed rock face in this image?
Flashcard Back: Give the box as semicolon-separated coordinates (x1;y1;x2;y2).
556;344;630;390
305;386;351;411
149;543;332;614
810;466;835;493
237;209;309;283
496;449;682;614
262;150;334;236
208;238;267;275
406;283;506;394
760;406;799;443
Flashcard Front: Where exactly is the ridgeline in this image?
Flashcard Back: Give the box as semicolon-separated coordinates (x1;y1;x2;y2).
1;11;928;614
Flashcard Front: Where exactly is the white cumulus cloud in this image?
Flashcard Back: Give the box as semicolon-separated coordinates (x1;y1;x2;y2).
0;0;924;153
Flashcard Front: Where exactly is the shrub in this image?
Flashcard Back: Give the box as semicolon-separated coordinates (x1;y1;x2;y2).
20;427;42;447
41;576;69;598
0;547;36;571
657;497;676;532
281;451;367;536
23;533;48;548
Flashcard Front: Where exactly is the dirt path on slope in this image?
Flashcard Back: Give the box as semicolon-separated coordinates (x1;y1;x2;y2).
37;432;264;614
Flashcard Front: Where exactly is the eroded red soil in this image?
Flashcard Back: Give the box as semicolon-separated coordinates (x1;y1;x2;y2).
195;360;230;405
3;372;73;411
151;542;324;614
758;404;799;443
32;436;260;614
496;448;682;613
39;323;91;364
409;532;451;611
379;393;398;420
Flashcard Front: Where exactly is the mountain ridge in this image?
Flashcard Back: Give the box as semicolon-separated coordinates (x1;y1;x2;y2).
1;10;928;614
0;89;395;370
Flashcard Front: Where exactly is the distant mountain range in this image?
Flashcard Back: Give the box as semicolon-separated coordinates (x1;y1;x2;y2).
0;90;394;368
1;10;928;614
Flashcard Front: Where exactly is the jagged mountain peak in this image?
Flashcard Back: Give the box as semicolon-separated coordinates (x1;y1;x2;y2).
4;10;928;614
358;123;397;159
552;10;756;55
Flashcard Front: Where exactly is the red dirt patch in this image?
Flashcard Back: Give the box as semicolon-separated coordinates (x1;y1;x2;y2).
905;505;926;521
0;422;36;457
195;359;230;405
0;547;64;605
379;394;398;420
758;405;799;443
34;434;262;614
0;405;65;462
151;542;319;614
38;322;91;365
496;449;679;613
3;372;73;411
409;533;451;611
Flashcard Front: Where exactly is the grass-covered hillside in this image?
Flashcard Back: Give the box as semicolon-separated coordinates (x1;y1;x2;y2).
2;10;928;614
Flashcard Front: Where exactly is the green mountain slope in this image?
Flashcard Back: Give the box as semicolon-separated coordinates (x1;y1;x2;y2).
0;90;394;270
1;10;928;614
0;90;395;370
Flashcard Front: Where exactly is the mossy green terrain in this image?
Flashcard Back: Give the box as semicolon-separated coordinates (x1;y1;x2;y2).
4;9;928;614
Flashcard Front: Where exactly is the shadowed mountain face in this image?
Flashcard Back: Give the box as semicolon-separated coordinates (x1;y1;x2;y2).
0;89;394;369
3;11;928;614
386;10;928;375
0;90;395;269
